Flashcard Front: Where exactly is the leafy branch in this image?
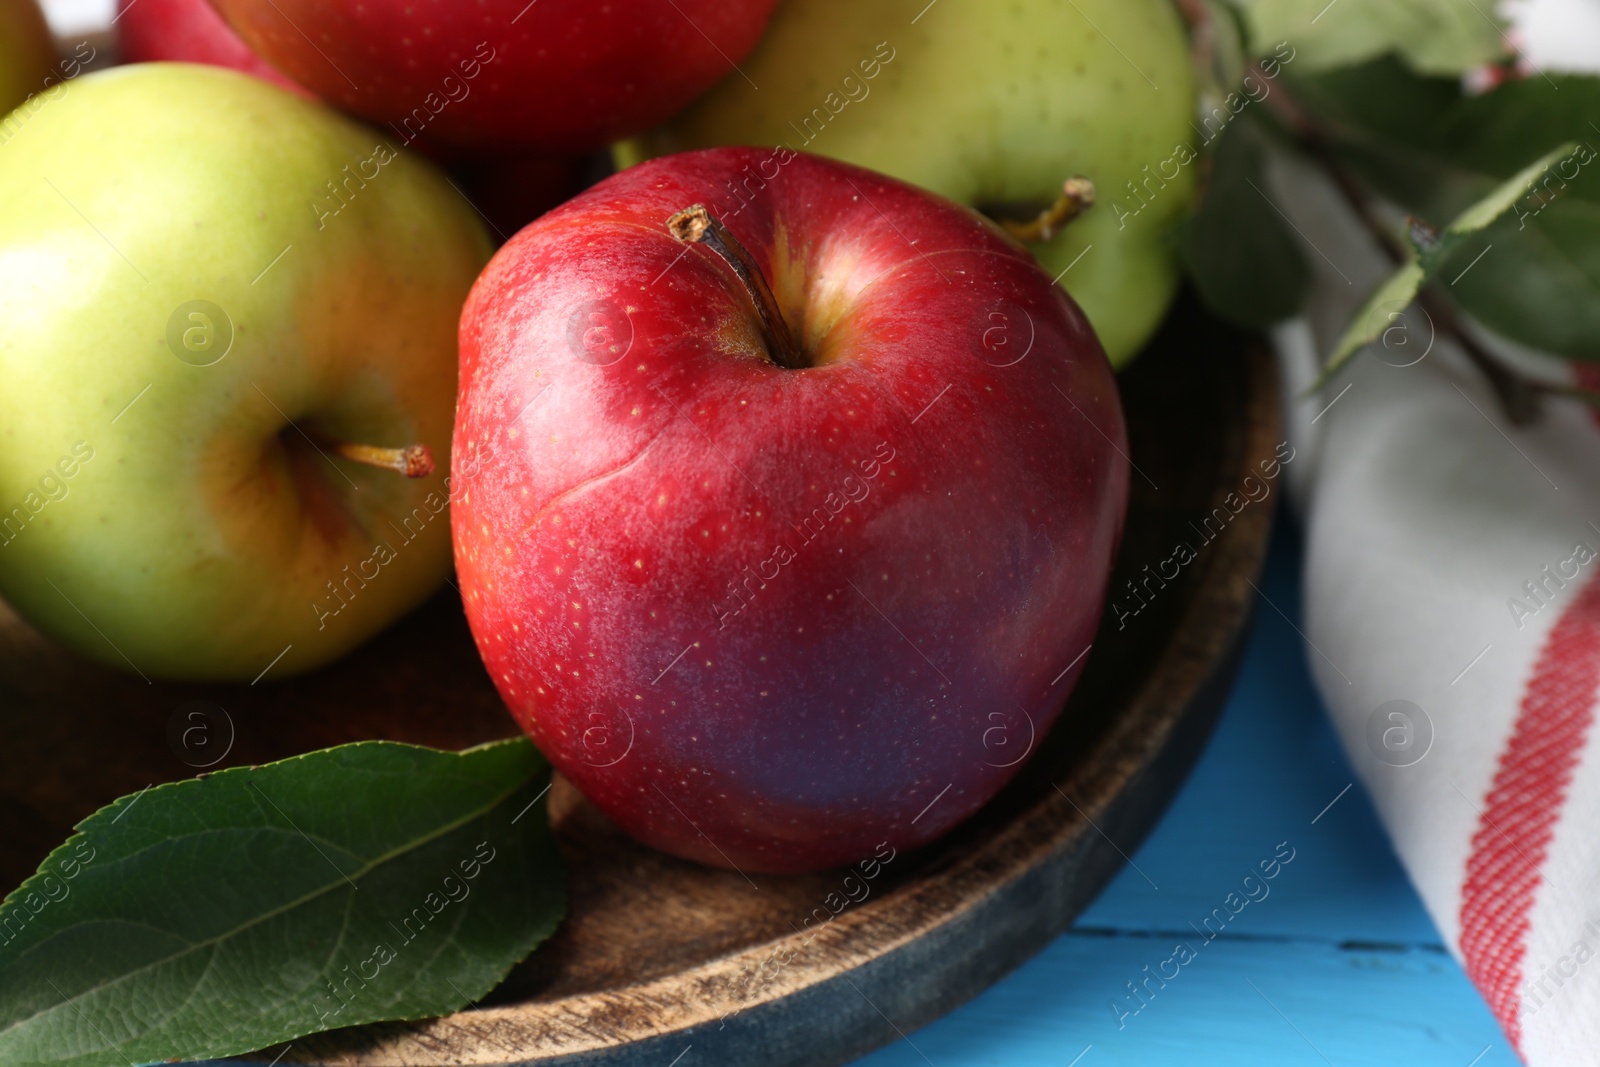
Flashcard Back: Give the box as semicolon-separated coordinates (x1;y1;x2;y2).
1181;2;1600;422
1290;120;1575;417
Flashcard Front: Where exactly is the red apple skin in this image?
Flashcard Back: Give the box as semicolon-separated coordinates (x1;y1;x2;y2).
453;148;1129;873
207;0;781;155
115;0;305;95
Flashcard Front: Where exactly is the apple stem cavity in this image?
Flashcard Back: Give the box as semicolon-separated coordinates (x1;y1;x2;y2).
667;203;807;370
997;177;1096;244
314;437;436;478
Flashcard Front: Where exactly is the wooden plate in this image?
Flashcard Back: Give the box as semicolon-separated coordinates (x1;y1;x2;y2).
0;293;1279;1067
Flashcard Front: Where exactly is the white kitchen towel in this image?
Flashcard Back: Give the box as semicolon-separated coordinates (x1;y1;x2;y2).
1271;16;1600;1060
1282;310;1600;1063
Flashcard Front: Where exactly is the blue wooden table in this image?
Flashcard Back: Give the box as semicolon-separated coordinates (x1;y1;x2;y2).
852;514;1515;1067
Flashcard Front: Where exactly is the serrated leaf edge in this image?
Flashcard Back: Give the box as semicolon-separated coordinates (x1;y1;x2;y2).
1307;141;1580;392
0;738;542;1055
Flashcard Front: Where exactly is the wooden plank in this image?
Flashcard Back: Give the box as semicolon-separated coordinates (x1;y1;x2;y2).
854;935;1511;1067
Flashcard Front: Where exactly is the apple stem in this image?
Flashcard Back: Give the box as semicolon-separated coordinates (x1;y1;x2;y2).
667;204;807;370
313;437;436;478
999;177;1096;244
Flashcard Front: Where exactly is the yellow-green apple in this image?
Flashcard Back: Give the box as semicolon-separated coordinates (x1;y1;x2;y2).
0;0;54;116
452;147;1129;872
633;0;1199;366
0;64;491;681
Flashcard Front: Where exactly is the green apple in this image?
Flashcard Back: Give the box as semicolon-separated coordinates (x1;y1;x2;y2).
633;0;1198;365
0;0;55;116
0;63;492;681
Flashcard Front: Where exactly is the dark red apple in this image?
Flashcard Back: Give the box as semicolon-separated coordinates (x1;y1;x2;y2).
206;0;781;155
452;147;1129;873
115;0;304;95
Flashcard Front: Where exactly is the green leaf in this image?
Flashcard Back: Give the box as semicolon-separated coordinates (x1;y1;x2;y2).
1415;141;1582;269
1289;59;1600;359
0;738;564;1067
1291;60;1600;214
1316;142;1576;384
1426;78;1600;194
1317;261;1428;383
1182;115;1311;327
1441;196;1600;359
1233;0;1508;75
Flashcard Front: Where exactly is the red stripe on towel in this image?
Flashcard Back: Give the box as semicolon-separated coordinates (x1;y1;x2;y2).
1459;571;1600;1052
1572;364;1600;431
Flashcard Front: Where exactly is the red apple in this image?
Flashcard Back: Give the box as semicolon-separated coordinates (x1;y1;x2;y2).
206;0;781;155
115;0;304;95
452;147;1129;873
